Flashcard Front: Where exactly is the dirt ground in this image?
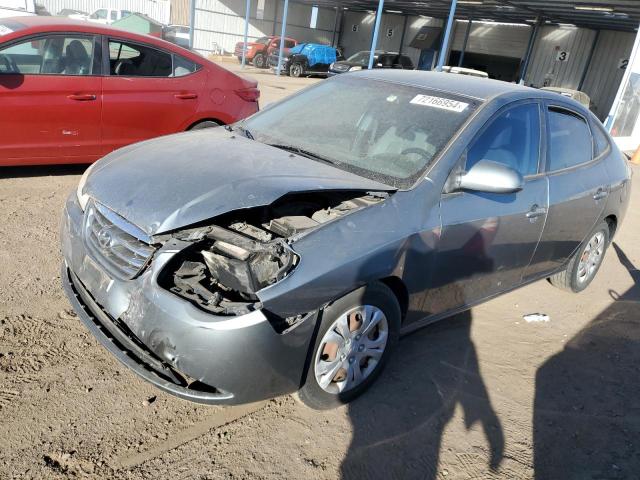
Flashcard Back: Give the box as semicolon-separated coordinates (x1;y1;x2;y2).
1;64;639;480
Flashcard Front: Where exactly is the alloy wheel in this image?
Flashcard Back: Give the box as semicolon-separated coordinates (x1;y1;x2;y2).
577;231;605;285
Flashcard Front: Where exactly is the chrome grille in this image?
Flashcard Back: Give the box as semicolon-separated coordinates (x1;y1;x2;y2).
84;201;155;280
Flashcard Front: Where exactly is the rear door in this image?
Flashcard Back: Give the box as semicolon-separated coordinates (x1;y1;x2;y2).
523;104;610;279
0;33;102;164
101;38;203;154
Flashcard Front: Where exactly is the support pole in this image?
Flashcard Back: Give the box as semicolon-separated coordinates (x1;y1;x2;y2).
189;0;196;49
436;0;457;71
368;0;384;70
276;0;289;75
331;6;340;47
398;15;408;54
458;18;472;67
241;0;250;67
578;30;600;91
519;18;540;85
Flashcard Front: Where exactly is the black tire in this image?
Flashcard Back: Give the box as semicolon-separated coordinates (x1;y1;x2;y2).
297;282;401;410
548;221;610;293
253;53;266;69
289;62;304;78
189;120;220;130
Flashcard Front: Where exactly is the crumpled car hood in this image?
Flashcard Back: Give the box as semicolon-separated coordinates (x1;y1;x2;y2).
85;128;392;236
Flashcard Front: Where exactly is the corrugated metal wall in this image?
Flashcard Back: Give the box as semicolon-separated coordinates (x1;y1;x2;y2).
339;11;404;58
40;0;170;23
581;30;635;120
450;20;530;59
193;0;338;54
524;25;597;89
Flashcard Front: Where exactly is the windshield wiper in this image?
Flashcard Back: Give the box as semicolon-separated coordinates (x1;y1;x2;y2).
225;124;254;140
268;144;337;166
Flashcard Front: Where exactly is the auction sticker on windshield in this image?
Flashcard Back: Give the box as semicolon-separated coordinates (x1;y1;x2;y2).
410;95;469;113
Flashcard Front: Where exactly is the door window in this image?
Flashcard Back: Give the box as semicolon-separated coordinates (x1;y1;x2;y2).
592;121;610;157
110;10;118;21
0;35;95;75
548;108;593;171
285;39;296;48
467;103;541;176
109;40;172;77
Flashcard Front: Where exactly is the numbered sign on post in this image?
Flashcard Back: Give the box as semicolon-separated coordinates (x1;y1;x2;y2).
556;50;569;62
618;58;629;70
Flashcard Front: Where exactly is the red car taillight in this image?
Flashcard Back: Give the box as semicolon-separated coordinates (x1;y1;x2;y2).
235;87;260;102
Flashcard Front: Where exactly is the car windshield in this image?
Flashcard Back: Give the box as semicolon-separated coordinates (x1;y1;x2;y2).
347;51;379;66
255;37;271;45
241;76;478;188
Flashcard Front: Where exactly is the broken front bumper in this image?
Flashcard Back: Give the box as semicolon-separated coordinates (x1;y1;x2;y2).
60;192;318;405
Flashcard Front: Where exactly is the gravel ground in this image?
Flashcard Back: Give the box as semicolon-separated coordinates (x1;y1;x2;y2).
1;64;639;479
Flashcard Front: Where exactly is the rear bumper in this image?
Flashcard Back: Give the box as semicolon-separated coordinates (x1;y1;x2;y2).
60;192;318;405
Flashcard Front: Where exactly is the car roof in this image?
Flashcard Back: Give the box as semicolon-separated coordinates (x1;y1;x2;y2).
354;69;563;103
0;16;199;59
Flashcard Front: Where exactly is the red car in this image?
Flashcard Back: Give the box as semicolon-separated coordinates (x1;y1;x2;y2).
234;35;297;69
0;17;259;166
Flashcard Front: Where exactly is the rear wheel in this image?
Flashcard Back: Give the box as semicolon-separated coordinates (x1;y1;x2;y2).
297;282;400;410
289;63;304;77
253;53;266;68
189;120;220;130
548;221;610;293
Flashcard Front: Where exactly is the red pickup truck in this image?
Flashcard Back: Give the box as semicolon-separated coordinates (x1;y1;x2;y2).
234;35;297;68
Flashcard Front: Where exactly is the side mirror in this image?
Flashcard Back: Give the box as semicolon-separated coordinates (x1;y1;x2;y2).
457;160;523;194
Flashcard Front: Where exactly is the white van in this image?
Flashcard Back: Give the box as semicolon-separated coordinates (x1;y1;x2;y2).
0;0;35;18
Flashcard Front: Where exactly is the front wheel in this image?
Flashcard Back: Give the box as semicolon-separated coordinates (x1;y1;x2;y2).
253;53;266;68
297;282;400;409
289;62;304;77
548;221;610;293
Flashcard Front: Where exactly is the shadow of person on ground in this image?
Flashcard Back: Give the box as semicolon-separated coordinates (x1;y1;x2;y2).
341;309;504;480
534;243;640;479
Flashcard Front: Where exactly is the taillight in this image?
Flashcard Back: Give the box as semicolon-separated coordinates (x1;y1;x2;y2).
235;87;260;102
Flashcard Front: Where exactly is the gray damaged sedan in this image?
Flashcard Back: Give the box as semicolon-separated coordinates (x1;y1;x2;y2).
61;71;632;409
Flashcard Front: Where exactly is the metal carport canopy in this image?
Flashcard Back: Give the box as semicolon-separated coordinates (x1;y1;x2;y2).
234;1;640;76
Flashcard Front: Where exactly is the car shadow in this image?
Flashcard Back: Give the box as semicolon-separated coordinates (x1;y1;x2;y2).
0;164;89;179
340;308;504;480
533;242;640;479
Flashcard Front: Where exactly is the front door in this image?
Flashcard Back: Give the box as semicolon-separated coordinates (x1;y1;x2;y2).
101;38;202;154
524;105;610;279
0;33;101;164
425;102;548;316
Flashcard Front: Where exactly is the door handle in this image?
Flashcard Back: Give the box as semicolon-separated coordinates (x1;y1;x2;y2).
526;204;547;219
68;93;96;101
174;93;198;100
593;188;609;201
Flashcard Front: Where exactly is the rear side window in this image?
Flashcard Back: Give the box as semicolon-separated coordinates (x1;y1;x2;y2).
467;103;541;176
173;55;198;77
548;108;593;171
109;40;172;77
592;122;610;156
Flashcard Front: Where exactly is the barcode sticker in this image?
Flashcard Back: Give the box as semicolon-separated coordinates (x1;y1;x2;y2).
410;94;469;112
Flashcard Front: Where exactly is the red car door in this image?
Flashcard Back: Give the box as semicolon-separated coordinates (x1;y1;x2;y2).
101;38;204;154
0;33;102;165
